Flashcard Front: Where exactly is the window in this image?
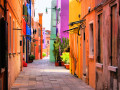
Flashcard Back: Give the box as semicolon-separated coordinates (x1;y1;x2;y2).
89;23;94;57
97;14;103;63
23;37;25;53
47;40;49;44
39;28;41;37
39;45;41;52
9;15;11;53
111;5;117;66
13;20;15;53
34;10;35;17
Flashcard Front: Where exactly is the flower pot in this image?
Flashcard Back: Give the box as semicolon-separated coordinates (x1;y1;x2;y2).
55;62;59;66
61;61;64;66
65;64;69;69
28;60;33;63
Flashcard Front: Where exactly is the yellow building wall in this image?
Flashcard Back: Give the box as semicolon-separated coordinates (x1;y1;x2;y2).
69;0;81;78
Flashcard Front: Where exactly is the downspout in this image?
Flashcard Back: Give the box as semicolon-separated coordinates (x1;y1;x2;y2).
4;0;8;89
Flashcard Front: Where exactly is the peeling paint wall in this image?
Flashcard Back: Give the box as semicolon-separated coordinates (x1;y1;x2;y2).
95;0;120;90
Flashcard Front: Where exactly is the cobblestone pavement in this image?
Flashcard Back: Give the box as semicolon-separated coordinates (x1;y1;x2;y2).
11;57;94;90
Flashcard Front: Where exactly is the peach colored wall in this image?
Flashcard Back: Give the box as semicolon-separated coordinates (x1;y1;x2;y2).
81;0;95;88
7;0;22;89
85;12;96;88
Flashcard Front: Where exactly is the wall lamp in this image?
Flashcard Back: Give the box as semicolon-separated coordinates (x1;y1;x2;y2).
46;6;60;14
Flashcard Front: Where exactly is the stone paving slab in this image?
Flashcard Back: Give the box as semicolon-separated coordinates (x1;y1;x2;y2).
11;57;94;90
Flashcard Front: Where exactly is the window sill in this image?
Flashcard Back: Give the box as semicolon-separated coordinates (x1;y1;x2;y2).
108;66;118;72
89;55;94;59
96;63;103;69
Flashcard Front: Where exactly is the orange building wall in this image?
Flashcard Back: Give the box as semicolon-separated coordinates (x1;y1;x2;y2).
81;0;96;88
39;13;43;59
7;0;23;89
34;22;40;60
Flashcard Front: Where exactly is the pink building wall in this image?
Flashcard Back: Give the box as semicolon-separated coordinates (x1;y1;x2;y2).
57;0;69;39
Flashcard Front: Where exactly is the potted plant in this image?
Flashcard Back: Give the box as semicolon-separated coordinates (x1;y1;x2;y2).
60;52;69;69
53;37;69;66
53;36;61;66
29;55;35;63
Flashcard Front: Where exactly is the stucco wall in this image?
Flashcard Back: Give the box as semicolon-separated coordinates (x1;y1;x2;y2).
60;0;69;39
50;0;56;62
7;0;22;89
69;0;81;78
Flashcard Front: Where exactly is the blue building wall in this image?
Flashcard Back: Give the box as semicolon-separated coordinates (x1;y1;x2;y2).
26;0;31;63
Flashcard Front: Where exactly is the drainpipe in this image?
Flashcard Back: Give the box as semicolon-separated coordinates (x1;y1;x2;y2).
4;0;8;90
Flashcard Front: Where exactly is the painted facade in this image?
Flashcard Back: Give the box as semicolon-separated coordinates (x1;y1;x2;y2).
80;0;96;88
31;0;35;56
69;0;96;88
45;30;51;56
50;0;57;62
56;0;69;39
31;0;41;60
7;0;23;89
22;18;26;62
95;0;120;89
39;13;43;59
31;22;41;60
43;30;51;56
69;0;81;79
69;0;120;89
43;28;46;49
26;1;31;63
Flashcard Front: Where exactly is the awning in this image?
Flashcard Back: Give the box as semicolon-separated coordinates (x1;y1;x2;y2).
63;19;86;33
69;19;86;26
63;27;79;32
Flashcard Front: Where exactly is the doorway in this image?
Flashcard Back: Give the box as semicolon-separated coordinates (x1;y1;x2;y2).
83;30;86;78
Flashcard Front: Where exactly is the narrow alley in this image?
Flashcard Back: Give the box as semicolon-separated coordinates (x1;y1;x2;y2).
11;57;94;90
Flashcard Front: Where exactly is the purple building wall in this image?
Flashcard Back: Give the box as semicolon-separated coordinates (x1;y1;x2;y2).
43;29;46;49
57;0;69;39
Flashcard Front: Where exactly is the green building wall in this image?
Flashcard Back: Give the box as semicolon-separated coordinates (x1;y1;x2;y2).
50;0;56;62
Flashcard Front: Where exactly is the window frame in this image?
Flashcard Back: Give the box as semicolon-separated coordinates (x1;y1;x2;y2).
9;14;11;53
89;21;94;58
97;12;103;64
13;19;15;53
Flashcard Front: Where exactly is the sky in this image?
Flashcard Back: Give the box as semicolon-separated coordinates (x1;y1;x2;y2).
34;0;52;30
